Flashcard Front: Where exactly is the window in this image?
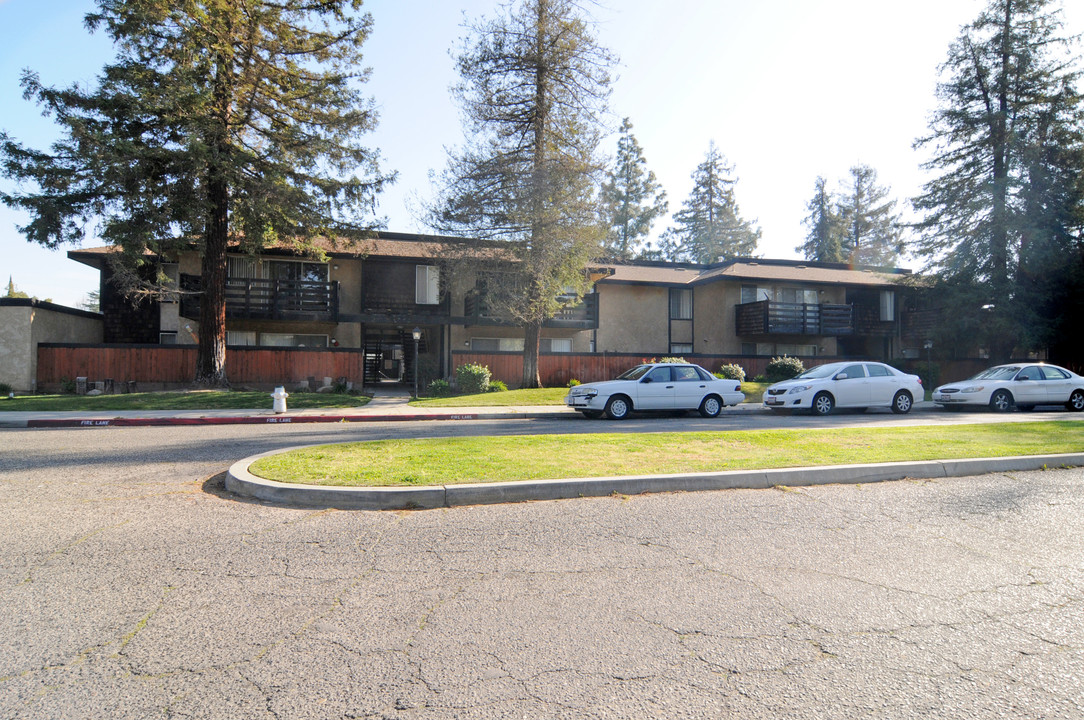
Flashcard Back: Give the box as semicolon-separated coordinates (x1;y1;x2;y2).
880;290;895;322
416;265;440;305
646;367;671;383
670;343;693;355
159;332;177;345
776;343;817;357
541;338;573;353
470;337;524;352
778;287;818;304
841;364;866;379
226;331;257;346
673;365;701;381
741;343;757;355
260;333;328;348
866;364;892;377
741;285;772;303
669;288;692;319
1041;366;1070;380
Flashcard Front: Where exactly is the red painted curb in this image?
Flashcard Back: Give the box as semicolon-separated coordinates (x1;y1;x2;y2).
25;413;488;428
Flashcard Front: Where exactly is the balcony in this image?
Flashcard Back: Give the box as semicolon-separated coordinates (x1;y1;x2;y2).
735;300;854;337
180;274;339;322
464;292;599;329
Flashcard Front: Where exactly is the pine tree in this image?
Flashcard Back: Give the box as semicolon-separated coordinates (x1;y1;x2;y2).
1;0;391;386
797;176;845;263
912;0;1083;361
600;118;667;261
661;142;760;263
839;165;903;266
428;0;613;388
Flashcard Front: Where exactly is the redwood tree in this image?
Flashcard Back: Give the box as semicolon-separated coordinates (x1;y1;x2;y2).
1;0;391;386
428;0;613;388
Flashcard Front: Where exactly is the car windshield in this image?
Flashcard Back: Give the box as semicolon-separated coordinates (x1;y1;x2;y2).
968;366;1021;381
793;364;843;380
615;365;652;380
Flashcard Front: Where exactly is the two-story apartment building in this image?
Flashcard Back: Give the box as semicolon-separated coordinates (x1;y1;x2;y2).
593;258;912;361
68;231;921;386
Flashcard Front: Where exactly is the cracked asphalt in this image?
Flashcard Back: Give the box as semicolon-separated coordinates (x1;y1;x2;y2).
2;422;1083;719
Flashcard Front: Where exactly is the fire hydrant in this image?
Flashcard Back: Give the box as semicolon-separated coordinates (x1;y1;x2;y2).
271;386;289;414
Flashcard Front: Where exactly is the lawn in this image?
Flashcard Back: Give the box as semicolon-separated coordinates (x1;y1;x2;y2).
0;390;370;412
411;382;769;407
248;421;1084;487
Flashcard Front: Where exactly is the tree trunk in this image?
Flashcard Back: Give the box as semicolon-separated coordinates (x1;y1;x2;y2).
193;174;230;388
521;321;542;389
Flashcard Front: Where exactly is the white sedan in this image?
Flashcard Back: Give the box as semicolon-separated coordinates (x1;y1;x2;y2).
565;362;745;419
763;361;923;415
933;363;1084;412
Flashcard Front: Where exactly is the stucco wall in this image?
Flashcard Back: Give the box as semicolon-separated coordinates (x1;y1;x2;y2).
595;284;668;353
0;301;103;392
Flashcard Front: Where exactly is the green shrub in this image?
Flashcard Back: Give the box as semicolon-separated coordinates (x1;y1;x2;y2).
717;363;746;382
59;377;77;394
765;355;805;383
488;380;508;393
567;378;581;387
0;382;11;396
658;356;688;364
456;363;492;395
426;378;452;397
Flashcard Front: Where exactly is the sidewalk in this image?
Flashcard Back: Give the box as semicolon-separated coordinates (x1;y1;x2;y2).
0;388;583;428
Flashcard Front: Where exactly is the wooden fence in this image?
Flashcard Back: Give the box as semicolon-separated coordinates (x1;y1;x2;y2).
36;343;1021;392
451;351;1001;389
37;344;367;390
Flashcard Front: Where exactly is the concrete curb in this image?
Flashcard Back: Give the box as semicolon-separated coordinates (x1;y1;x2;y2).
3;409;574;429
225;449;1084;510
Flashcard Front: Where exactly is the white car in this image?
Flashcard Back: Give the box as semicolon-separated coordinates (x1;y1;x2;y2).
763;361;923;415
933;363;1084;412
565;362;745;419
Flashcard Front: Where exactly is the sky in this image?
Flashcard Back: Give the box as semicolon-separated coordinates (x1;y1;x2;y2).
2;0;1083;307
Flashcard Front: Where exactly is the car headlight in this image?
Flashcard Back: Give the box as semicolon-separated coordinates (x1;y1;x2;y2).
961;386;985;393
788;385;812;394
571;387;598;397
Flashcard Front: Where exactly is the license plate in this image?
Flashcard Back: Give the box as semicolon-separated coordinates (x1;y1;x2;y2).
765;398;782;406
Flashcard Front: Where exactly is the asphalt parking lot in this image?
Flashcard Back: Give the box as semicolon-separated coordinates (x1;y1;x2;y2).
2;421;1083;719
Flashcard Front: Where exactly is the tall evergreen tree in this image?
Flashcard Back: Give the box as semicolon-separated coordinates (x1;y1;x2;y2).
0;0;391;386
797;176;845;263
661;142;760;263
428;0;613;388
599;118;668;261
839;164;903;266
912;0;1083;362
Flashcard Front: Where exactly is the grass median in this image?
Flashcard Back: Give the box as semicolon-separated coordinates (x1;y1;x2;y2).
248;420;1083;487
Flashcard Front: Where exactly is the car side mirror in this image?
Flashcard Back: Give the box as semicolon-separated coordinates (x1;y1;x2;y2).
642;377;652;383
834;373;849;380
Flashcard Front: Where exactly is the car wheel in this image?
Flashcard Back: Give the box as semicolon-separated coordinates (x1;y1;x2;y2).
891;391;913;414
698;395;722;418
989;389;1014;413
604;395;631;420
580;410;603;419
811;392;834;416
1067;389;1084;412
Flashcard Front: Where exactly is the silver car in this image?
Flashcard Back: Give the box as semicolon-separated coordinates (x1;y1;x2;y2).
565;362;745;419
933;363;1084;412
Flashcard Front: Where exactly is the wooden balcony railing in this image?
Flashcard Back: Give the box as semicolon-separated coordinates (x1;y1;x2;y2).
180;274;339;322
464;292;599;329
735;300;854;336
